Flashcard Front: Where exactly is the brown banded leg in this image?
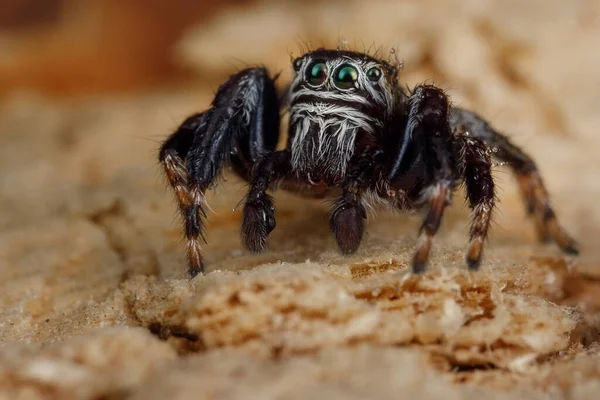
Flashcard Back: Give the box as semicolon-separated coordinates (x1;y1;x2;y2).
183;183;208;277
412;182;452;273
159;113;207;277
161;151;205;276
458;137;495;270
515;170;578;254
514;172;550;242
450;108;578;255
492;135;576;251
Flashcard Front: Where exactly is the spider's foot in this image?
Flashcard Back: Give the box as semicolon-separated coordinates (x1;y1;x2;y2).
242;196;276;253
544;211;580;255
412;261;427;274
412;231;432;274
466;257;482;271
556;232;580;255
186;238;205;277
188;264;204;278
466;237;483;271
562;240;580;255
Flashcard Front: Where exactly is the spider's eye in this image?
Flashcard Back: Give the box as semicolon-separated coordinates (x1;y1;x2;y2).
367;67;382;82
293;58;303;71
334;64;359;89
306;61;327;86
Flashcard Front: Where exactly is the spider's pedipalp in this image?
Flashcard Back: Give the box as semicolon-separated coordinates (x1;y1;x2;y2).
330;192;366;254
242;150;292;253
329;147;383;254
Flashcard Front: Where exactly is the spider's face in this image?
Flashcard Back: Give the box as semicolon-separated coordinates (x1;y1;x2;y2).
289;49;398;116
287;49;399;182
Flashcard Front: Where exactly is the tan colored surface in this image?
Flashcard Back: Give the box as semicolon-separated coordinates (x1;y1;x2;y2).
1;0;600;398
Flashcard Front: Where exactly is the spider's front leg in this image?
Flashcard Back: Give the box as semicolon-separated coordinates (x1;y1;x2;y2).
455;136;496;270
159;68;281;277
394;85;457;273
450;109;578;255
159;112;208;277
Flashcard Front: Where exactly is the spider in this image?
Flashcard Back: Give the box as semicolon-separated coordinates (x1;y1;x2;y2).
159;48;578;277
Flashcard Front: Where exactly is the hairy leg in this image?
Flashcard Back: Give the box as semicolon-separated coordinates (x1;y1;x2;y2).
455;135;496;270
159;113;208;277
390;84;457;273
412;181;453;273
450;108;578;254
160;67;281;277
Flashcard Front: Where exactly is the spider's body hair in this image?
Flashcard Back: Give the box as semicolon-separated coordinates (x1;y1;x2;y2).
289;103;374;181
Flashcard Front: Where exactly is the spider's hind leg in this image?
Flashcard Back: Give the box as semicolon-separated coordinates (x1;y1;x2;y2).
160;67;281;277
450;109;578;255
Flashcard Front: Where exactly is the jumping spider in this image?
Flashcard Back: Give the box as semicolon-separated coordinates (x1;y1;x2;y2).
159;48;578;277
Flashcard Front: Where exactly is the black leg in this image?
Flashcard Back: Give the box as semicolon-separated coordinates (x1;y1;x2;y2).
455;135;496;270
450;108;578;255
395;85;457;273
161;67;281;277
242;151;292;252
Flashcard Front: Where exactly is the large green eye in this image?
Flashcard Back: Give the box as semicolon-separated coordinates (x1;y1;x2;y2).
306;61;327;86
334;64;359;89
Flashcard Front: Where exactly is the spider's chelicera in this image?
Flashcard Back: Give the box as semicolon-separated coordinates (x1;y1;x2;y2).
159;48;579;277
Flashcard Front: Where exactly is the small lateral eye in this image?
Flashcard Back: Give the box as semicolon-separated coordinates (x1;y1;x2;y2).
334;64;359;89
367;67;382;81
293;58;303;71
306;60;327;86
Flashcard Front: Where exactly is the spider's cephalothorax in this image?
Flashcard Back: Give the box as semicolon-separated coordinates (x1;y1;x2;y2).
159;48;579;277
287;50;399;183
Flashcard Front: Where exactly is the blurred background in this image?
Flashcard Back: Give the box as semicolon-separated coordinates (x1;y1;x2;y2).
1;0;597;99
0;0;234;95
0;0;599;282
1;4;600;396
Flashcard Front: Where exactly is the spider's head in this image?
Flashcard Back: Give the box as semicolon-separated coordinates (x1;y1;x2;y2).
287;49;401;182
289;49;400;116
